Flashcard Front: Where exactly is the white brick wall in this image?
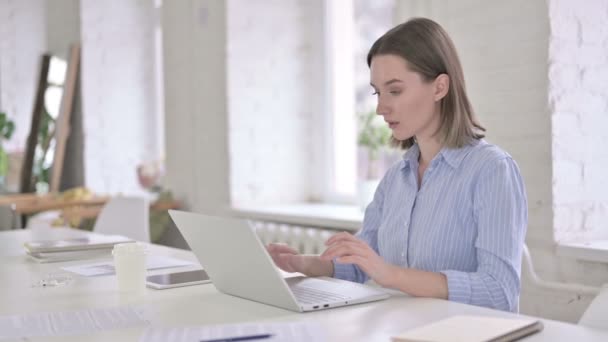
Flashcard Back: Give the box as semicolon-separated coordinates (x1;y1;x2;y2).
549;0;608;242
80;0;161;195
227;0;323;205
0;0;46;151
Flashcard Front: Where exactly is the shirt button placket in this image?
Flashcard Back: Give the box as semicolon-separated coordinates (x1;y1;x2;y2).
402;220;408;263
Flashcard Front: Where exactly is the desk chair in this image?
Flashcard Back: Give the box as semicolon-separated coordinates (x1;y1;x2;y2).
522;244;606;329
578;285;608;330
94;196;150;242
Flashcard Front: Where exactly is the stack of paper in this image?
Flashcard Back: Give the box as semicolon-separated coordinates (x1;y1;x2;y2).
24;235;134;263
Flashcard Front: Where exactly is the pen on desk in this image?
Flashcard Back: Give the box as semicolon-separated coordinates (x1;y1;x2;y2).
199;333;273;342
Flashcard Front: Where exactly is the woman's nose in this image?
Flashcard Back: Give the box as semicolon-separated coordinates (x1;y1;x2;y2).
376;101;388;116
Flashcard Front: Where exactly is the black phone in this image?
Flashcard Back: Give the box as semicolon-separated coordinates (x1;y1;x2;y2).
146;269;211;289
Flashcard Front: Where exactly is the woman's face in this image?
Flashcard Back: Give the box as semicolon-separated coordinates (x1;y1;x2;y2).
370;54;444;142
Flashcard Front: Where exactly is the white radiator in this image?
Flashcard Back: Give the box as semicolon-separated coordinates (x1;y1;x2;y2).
252;221;336;255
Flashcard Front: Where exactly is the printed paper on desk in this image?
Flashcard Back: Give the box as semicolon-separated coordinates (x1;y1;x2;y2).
61;255;195;276
140;321;326;342
0;306;149;340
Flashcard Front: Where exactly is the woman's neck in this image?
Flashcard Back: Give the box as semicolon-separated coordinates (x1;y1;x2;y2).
417;137;442;167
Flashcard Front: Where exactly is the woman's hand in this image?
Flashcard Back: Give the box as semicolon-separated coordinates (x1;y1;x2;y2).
266;243;303;273
320;232;397;287
267;243;335;277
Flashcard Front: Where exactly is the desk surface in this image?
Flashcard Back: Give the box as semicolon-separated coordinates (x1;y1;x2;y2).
1;228;607;341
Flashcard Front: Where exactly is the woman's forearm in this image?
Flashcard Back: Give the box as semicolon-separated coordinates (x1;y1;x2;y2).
387;266;449;299
294;255;447;300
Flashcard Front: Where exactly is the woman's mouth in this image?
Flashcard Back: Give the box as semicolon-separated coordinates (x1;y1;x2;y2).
387;121;399;129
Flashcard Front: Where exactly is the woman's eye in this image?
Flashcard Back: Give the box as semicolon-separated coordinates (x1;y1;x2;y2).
389;90;402;95
371;91;379;96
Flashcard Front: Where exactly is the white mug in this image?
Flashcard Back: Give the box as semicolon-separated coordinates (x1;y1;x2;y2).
112;242;147;293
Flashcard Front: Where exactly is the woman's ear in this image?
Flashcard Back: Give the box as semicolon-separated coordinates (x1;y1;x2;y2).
433;74;450;101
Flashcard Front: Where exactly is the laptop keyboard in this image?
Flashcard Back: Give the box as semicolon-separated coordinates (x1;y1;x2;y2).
290;286;350;304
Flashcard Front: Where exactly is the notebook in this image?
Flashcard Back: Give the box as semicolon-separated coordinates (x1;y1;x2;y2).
24;235;133;253
392;315;543;342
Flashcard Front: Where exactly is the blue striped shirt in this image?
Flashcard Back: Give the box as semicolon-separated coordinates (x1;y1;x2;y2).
333;139;527;312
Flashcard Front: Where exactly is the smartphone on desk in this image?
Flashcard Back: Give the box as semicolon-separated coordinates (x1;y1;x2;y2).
146;269;211;290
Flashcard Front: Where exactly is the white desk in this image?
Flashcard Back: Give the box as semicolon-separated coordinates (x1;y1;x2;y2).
1;228;607;341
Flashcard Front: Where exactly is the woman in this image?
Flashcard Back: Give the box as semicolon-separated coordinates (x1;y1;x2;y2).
268;17;527;312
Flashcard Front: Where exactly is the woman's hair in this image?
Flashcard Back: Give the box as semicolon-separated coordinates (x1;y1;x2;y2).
367;17;485;149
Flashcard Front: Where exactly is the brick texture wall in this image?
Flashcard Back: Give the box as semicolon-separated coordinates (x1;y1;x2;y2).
227;0;322;205
0;0;46;151
550;0;608;242
79;0;161;195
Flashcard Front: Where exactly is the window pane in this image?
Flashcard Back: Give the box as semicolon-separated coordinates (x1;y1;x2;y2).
353;0;399;185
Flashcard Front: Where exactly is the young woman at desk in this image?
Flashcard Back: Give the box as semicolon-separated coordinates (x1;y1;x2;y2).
267;18;527;313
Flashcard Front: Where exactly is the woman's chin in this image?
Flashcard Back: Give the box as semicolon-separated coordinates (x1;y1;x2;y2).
393;132;413;141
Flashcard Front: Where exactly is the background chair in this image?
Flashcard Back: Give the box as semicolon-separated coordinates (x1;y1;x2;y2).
578;285;608;329
0;204;21;230
94;196;150;242
522;244;606;328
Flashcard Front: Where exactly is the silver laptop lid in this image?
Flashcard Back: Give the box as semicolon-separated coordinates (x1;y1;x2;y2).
169;210;302;312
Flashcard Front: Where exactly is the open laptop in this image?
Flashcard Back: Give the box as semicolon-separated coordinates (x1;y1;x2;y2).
169;210;389;312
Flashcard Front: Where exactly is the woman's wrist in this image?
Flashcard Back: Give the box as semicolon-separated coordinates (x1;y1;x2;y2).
379;264;402;288
300;255;334;277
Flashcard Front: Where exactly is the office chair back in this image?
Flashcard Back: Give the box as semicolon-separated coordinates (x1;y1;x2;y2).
94;196;150;242
0;204;21;230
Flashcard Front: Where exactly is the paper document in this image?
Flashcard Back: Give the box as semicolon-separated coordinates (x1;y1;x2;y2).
0;306;149;340
140;321;326;342
62;255;195;276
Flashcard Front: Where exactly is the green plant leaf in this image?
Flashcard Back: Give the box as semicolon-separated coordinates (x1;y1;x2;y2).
4;121;15;139
356;110;392;158
0;148;8;177
0;112;16;140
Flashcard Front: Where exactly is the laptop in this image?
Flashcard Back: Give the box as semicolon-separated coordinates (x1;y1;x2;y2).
169;210;389;312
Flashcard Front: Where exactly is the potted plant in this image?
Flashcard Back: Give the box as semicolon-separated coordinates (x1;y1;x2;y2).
356;110;391;209
0;111;16;189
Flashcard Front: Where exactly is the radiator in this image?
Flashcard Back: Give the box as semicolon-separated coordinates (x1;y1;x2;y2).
252;221;336;255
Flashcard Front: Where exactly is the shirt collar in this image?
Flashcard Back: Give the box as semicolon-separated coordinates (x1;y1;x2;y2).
439;139;481;169
438;147;466;169
400;139;482;170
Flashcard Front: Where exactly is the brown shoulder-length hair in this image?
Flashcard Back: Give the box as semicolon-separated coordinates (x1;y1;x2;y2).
367;17;485;149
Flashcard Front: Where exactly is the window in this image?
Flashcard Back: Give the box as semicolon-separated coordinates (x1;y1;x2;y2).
321;0;398;204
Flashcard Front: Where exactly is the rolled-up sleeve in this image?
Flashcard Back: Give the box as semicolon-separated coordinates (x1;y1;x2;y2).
333;174;388;283
440;157;527;312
